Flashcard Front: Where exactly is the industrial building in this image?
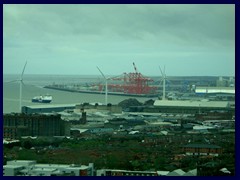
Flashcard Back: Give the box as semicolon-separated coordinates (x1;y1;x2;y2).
194;86;235;101
3;160;94;176
21;104;76;114
3;113;70;139
21;103;122;115
216;76;235;87
148;100;233;114
195;86;235;95
154;100;230;108
75;103;122;114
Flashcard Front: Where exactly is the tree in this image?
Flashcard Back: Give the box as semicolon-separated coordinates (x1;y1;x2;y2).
22;139;33;149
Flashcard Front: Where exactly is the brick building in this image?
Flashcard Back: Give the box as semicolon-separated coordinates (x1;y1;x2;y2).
3;113;70;139
182;144;222;156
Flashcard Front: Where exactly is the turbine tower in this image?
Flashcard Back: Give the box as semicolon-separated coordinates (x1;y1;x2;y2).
9;61;27;112
97;66;108;105
20;61;27;112
159;65;166;100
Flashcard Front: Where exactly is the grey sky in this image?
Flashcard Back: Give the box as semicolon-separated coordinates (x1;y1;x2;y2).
3;4;235;76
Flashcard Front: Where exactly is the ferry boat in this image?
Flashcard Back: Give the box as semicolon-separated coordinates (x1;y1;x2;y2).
32;95;52;103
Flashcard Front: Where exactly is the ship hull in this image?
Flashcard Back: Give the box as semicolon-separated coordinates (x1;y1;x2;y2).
32;95;52;103
32;99;52;103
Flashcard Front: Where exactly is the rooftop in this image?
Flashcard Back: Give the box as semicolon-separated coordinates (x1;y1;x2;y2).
23;104;76;109
195;87;235;94
154;100;229;108
182;144;221;149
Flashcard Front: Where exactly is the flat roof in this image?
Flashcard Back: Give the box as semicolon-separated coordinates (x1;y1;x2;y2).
35;164;89;170
100;169;156;173
3;165;24;169
23;104;76;109
33;168;57;172
35;164;69;168
157;171;170;176
196;86;234;90
195;87;235;94
154;100;229;108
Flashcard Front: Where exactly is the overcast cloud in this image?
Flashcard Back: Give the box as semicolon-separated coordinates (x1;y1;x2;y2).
3;4;235;76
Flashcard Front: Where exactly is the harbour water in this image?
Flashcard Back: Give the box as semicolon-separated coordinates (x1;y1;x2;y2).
3;74;154;113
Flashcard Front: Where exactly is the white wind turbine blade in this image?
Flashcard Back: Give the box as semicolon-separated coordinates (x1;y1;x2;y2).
21;61;27;79
163;65;166;77
97;66;107;80
159;66;164;77
97;66;108;105
159;79;163;85
5;79;21;83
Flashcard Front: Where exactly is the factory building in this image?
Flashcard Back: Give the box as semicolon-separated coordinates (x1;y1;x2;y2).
216;77;235;87
3;113;70;139
75;104;122;114
3;160;94;176
142;100;234;114
21;104;122;114
195;86;235;95
21;104;76;114
195;86;235;101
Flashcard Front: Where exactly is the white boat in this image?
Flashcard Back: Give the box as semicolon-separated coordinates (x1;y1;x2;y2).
32;95;52;103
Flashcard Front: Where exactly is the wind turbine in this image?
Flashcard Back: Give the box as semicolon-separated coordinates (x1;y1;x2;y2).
159;65;166;100
97;66;109;105
9;61;27;112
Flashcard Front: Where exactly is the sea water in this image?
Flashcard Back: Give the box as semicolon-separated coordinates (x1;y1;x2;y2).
3;74;154;113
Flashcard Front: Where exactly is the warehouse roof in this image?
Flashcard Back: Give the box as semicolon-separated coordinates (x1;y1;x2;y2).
195;86;235;94
157;171;170;176
167;169;185;176
154;100;229;108
23;104;76;109
183;169;197;176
